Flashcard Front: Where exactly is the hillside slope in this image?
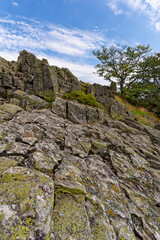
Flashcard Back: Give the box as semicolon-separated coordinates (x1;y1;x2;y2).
0;51;160;240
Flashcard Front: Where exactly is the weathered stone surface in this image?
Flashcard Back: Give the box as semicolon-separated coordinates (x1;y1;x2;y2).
0;51;140;121
67;100;87;124
0;50;82;100
55;67;81;94
86;83;134;119
109;98;134;119
52;97;108;124
0;157;18;174
0;166;54;239
10;90;49;110
0;105;159;239
155;124;160;131
86;106;99;122
52;97;67;118
0;103;23;115
0;51;160;239
87;83;113;104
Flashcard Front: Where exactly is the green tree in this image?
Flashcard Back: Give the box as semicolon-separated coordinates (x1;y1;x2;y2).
93;44;151;93
138;53;160;86
124;82;160;117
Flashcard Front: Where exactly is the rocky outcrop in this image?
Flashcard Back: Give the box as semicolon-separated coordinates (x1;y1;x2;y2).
86;83;134;119
0;50;81;98
0;50;135;120
52;97;109;124
0;51;160;239
0;98;160;239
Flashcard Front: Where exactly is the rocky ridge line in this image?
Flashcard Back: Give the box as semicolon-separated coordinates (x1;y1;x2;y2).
0;50;137;120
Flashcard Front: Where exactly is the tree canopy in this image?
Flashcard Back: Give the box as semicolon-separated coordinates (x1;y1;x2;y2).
93;44;160;117
93;44;151;93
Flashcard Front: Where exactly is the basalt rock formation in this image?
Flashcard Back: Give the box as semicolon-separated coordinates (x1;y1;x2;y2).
0;50;81;98
0;50;135;119
0;51;160;240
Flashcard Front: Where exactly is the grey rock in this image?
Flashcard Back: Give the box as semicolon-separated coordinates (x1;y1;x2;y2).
0;106;159;239
86;106;99;122
0;51;159;240
0;50;81;100
12;90;48;110
155;124;160;131
0;103;23;115
67;100;87;124
52;97;67;118
109;98;134;119
87;83;112;105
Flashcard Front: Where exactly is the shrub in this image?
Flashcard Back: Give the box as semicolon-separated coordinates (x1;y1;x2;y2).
63;91;103;108
42;91;55;107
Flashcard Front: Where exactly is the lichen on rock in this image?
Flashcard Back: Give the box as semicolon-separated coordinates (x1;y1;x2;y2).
0;51;160;240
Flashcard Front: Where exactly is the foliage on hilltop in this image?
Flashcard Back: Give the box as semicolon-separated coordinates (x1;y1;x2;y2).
93;44;160;117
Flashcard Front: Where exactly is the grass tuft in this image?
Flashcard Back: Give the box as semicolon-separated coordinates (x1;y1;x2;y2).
115;94;159;127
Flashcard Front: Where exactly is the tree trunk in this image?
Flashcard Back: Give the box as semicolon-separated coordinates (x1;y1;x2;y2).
120;80;125;96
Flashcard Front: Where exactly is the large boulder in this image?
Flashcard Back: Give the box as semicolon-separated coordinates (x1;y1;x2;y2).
67;100;87;124
17;50;58;95
87;83;113;105
52;97;67;118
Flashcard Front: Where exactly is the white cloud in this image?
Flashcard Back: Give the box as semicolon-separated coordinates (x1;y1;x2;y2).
0;50;19;61
0;17;105;57
12;1;19;7
0;16;108;84
155;22;160;31
106;0;160;31
107;2;123;15
38;55;108;85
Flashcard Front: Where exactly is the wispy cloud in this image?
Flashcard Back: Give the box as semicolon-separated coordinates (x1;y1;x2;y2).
12;1;19;7
106;0;160;31
0;16;104;57
0;16;108;84
107;2;123;15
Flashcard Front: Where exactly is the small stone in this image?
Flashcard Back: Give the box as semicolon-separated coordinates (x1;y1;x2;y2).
0;103;23;115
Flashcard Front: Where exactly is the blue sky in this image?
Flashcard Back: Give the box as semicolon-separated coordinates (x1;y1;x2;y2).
0;0;160;85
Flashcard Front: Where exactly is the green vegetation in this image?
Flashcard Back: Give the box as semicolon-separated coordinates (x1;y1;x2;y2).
123;82;160;118
93;44;151;93
115;94;159;127
93;44;160;117
42;91;55;107
63;91;103;108
80;82;90;93
44;96;55;107
131;109;150;117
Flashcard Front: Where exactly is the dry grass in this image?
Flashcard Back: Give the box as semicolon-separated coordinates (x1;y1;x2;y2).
115;94;159;127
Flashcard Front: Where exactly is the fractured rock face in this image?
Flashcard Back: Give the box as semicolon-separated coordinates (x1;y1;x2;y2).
52;97;109;124
0;51;159;239
0;50;81;99
0;100;159;239
0;51;136;120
